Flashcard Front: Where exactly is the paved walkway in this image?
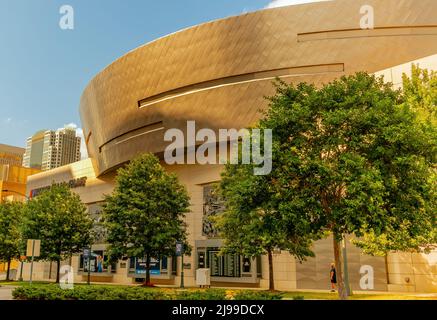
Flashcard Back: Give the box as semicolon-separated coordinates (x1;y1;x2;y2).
0;286;14;300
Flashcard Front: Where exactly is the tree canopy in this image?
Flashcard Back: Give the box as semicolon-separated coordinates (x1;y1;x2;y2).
217;153;317;290
218;70;436;298
23;183;93;282
0;201;23;280
261;72;436;299
103;153;191;285
402;64;437;125
355;66;437;255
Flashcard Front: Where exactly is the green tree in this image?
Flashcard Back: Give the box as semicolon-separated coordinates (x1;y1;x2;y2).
23;184;93;283
103;153;191;285
0;201;23;281
258;73;436;299
217;158;316;291
355;66;437;255
402;64;437;124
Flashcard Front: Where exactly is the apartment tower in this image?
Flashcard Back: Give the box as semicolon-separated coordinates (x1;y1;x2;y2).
23;126;81;170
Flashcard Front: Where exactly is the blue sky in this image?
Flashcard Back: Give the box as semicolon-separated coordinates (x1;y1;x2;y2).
0;0;321;155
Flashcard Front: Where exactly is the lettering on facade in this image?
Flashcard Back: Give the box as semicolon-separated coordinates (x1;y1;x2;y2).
30;177;87;198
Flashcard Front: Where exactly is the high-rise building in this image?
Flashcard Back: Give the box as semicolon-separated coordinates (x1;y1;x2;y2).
0;143;25;166
23;126;81;170
22;130;46;169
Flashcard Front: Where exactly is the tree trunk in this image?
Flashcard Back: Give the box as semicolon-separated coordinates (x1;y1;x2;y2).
333;233;347;300
6;258;11;281
267;249;275;291
145;254;151;286
56;259;61;283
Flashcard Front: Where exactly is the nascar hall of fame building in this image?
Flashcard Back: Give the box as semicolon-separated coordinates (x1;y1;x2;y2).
22;0;436;292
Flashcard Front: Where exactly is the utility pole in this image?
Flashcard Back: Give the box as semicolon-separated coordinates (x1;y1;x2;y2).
26;239;40;285
180;254;185;288
29;240;35;285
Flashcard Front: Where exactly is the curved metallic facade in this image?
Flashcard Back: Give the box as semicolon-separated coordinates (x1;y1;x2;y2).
79;0;437;176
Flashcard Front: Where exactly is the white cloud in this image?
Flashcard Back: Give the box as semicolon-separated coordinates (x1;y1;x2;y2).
64;122;78;130
2;117;12;124
265;0;330;9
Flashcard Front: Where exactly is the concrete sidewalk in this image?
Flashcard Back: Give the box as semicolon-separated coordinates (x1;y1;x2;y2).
0;286;14;300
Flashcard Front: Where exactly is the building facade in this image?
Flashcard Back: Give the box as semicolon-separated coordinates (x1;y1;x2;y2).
22;130;45;169
0;143;38;202
0;163;40;274
0;165;40;202
23;126;81;171
0;143;25;167
20;0;437;292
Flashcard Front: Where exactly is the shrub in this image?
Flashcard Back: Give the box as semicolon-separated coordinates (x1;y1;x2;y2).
176;289;227;300
13;285;284;300
234;290;283;300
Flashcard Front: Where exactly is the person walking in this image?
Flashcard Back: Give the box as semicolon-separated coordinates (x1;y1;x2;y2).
330;263;337;292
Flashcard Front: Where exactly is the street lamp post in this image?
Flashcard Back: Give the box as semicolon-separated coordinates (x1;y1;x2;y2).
180;254;185;289
176;242;184;288
83;246;92;285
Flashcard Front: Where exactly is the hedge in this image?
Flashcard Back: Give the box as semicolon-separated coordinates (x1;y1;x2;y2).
12;285;284;300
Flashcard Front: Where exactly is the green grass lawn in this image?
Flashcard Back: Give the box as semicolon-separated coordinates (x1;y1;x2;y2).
282;291;437;300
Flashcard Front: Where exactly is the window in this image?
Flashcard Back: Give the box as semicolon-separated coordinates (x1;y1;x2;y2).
198;248;261;278
172;256;177;275
128;256;171;276
206;248;240;277
79;249;116;273
242;257;251;273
